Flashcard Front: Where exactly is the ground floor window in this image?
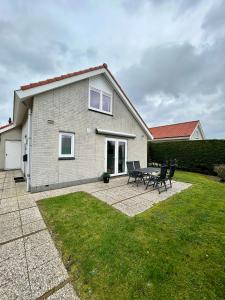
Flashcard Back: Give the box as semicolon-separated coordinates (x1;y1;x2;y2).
59;132;75;159
105;138;127;175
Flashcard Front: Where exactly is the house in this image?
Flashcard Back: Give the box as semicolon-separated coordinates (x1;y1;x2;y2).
1;63;152;192
0;121;22;170
149;120;205;142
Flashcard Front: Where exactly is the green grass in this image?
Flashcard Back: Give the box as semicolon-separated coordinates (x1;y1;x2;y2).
38;172;225;300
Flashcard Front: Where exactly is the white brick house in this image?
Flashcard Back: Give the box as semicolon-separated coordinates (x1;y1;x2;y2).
2;64;152;192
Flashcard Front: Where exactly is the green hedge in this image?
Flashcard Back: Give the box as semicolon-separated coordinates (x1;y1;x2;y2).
148;140;225;174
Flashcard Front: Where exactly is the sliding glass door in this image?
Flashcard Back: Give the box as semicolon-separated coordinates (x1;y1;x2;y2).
106;138;127;176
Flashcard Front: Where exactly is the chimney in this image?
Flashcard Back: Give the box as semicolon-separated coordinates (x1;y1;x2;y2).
8;117;12;124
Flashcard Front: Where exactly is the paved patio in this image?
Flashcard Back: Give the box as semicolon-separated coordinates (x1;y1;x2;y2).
0;170;78;300
0;170;191;299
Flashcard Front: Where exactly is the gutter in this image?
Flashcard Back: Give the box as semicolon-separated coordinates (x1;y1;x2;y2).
26;108;32;192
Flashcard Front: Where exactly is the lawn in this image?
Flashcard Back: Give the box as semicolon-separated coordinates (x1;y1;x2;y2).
38;171;225;300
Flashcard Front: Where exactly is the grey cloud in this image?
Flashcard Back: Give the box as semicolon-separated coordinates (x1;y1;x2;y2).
202;0;225;35
122;0;202;14
118;39;225;138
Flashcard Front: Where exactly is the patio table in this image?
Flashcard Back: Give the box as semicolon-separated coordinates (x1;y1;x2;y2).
132;167;160;186
134;167;160;176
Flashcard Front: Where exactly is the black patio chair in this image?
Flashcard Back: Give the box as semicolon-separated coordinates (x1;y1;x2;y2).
126;161;136;184
127;161;144;186
151;164;168;194
166;162;176;188
134;161;141;169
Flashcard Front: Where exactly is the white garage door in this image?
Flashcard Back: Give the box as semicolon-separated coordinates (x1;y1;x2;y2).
5;140;22;170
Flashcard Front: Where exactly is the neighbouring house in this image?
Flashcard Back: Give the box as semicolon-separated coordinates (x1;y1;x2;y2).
149;120;205;142
0;121;22;170
0;63;152;192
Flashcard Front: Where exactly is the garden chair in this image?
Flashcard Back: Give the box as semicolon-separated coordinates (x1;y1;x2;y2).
127;161;144;186
146;164;168;193
166;162;176;188
127;161;136;184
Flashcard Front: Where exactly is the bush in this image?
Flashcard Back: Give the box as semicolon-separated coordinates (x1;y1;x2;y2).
148;140;225;174
214;165;225;182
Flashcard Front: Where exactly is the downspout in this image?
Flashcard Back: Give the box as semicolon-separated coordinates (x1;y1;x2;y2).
26;108;32;192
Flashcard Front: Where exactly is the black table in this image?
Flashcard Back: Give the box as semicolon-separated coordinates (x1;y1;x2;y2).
131;167;160;187
134;167;160;175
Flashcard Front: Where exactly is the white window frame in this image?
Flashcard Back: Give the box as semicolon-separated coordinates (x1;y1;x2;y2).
104;138;127;176
59;132;75;158
89;86;112;115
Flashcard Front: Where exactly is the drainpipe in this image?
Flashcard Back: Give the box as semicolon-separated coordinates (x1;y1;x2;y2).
26;108;32;192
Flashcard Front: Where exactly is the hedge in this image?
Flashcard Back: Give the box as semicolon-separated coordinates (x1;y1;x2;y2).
148;140;225;174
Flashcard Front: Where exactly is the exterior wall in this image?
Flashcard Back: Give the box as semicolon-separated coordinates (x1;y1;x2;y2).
21;115;28;175
30;75;148;191
0;127;22;170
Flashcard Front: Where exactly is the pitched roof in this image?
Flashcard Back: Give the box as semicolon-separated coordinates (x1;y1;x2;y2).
20;64;108;90
0;122;15;133
149;120;199;140
16;63;153;139
0;123;13;130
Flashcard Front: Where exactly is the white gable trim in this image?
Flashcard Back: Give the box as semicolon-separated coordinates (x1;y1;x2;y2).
190;122;205;140
0;124;17;134
15;68;153;140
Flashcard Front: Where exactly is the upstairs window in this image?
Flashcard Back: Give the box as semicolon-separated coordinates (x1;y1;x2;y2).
59;132;75;159
89;87;112;114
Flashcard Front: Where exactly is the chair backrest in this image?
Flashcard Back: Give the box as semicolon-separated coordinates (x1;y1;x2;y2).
169;164;176;179
134;161;141;170
126;161;135;174
159;165;167;179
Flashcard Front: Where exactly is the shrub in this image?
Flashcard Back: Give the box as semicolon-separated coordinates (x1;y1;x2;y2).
214;165;225;182
148;140;225;174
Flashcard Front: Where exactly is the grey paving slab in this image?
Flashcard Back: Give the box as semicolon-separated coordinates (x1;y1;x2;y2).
20;207;43;226
0;211;21;230
0;252;31;300
48;283;79;300
26;240;59;271
24;229;53;251
0;226;23;244
22;218;47;235
0;239;24;263
29;256;69;299
17;196;36;210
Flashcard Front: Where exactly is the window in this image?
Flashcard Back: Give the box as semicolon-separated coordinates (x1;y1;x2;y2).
102;93;111;112
59;132;75;159
89;87;112;114
90;89;100;110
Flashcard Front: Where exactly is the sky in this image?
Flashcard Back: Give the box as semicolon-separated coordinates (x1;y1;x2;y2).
0;0;224;138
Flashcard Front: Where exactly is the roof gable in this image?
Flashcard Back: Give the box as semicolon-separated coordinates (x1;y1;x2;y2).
149;121;199;140
15;64;153;139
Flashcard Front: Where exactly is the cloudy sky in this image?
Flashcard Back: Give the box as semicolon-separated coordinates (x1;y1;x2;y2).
0;0;224;138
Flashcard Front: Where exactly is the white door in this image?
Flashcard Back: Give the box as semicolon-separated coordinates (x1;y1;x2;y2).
5;141;22;170
105;138;127;176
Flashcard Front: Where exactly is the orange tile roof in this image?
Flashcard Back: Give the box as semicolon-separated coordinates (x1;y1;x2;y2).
20;64;108;90
149;120;199;139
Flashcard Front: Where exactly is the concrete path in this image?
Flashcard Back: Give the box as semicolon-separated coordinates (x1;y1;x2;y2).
0;170;78;300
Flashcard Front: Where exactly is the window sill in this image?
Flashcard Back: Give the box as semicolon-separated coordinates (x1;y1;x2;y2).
58;157;75;160
88;108;113;116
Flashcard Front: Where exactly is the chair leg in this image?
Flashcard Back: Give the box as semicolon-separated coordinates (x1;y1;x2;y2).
127;176;131;184
164;181;167;192
170;179;172;188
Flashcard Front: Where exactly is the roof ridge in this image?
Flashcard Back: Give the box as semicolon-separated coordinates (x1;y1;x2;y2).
149;120;199;129
20;63;108;91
